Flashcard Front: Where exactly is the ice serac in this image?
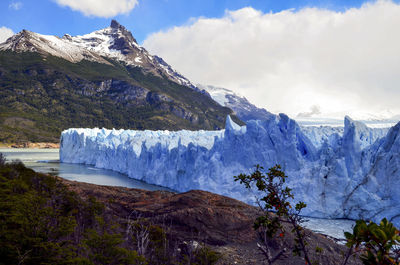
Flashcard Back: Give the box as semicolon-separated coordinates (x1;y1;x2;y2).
347;122;400;223
60;116;399;226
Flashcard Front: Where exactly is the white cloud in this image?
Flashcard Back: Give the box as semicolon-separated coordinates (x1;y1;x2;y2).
9;1;22;10
54;0;138;18
297;105;321;118
0;27;14;43
144;0;400;120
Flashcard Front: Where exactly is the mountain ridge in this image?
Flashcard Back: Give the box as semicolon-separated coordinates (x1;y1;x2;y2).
0;21;240;143
0;20;195;89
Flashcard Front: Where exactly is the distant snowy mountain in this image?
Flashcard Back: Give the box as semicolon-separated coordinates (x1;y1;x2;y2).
0;20;195;89
296;111;399;128
198;84;274;122
60;115;400;226
198;83;399;128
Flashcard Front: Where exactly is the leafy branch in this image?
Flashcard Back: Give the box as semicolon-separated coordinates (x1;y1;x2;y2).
235;164;312;264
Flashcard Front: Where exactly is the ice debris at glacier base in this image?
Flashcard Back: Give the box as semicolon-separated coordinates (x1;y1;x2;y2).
60;115;400;226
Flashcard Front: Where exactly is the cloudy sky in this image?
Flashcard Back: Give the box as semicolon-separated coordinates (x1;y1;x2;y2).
1;0;400;121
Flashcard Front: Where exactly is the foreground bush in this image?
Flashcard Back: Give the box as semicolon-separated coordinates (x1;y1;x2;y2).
235;164;400;265
0;157;220;265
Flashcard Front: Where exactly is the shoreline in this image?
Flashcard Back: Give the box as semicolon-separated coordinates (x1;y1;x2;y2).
0;142;60;149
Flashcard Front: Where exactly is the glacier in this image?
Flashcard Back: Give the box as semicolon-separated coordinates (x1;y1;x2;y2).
60;115;400;226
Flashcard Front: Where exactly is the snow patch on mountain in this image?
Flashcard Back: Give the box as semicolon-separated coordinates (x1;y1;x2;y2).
0;30;110;64
64;28;127;62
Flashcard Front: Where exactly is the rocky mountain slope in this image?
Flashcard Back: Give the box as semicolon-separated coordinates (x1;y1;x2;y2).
0;21;239;143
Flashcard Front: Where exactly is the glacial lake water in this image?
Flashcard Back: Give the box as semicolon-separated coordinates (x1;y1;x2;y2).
0;148;172;191
0;148;354;241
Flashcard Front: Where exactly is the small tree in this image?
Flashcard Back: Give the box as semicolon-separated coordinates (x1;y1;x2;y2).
235;164;400;265
234;165;312;264
84;216;146;265
0;152;6;166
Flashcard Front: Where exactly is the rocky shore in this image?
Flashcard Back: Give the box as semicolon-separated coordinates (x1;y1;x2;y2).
0;142;59;148
61;178;361;265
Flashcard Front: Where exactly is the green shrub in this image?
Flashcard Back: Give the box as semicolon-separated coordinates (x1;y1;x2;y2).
344;218;400;265
0;156;221;265
235;164;400;265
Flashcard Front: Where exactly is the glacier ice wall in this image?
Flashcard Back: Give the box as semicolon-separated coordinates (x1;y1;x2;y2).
60;115;400;226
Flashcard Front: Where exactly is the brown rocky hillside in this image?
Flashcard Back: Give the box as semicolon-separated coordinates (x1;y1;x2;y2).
62;179;361;265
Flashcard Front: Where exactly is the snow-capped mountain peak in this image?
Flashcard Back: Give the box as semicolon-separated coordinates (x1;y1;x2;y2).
0;20;195;89
65;20;141;60
110;19;139;45
64;20;196;88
